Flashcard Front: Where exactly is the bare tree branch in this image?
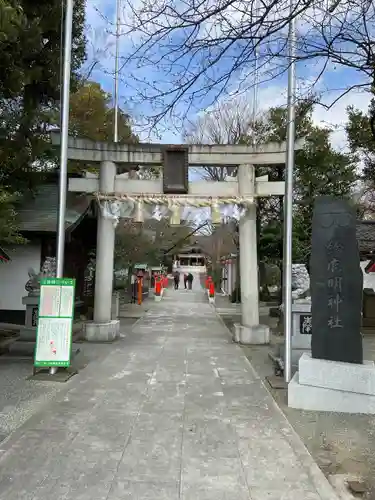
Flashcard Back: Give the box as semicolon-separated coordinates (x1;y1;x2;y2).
90;0;375;132
183;97;264;180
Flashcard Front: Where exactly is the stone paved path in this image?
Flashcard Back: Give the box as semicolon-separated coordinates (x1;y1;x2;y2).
0;278;339;499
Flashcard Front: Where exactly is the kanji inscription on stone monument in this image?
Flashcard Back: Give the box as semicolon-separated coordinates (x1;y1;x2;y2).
300;315;312;335
310;196;363;364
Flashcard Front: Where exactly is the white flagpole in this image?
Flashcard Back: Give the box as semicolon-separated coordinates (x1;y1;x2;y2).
56;0;74;278
283;0;296;383
251;1;259;147
113;0;121;142
53;0;74;376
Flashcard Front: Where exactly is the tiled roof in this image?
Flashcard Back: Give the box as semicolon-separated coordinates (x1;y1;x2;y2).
16;184;91;233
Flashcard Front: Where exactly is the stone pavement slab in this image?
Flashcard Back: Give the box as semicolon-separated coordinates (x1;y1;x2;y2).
0;278;339;499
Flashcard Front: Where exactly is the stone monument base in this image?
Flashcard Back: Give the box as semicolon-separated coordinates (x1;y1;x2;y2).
17;294;40;343
288;353;375;414
84;320;120;342
234;323;270;345
278;301;312;370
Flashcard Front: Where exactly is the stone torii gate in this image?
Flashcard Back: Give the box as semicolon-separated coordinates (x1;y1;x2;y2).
51;133;303;342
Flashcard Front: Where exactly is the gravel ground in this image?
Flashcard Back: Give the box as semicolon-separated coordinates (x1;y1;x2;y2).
0;318;138;443
221;312;375;499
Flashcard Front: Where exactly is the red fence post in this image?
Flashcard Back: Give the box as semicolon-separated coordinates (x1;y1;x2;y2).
206;276;212;289
155;279;162;296
138;277;143;305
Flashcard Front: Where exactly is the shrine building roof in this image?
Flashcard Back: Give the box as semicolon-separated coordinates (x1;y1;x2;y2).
16;183;92;234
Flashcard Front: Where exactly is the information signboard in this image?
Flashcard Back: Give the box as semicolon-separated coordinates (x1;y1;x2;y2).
34;278;75;368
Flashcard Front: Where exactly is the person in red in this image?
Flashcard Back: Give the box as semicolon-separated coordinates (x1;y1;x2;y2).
183;273;188;289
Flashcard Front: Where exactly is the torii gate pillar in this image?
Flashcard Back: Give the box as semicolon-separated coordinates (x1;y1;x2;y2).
85;161;120;342
236;164;269;344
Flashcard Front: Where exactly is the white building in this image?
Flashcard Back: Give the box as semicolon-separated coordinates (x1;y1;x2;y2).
0;178;96;325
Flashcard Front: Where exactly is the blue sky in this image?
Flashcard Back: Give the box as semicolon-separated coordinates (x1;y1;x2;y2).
84;0;371;149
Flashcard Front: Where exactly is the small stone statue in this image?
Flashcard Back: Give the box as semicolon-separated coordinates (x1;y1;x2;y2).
279;263;311;312
40;256;57;277
291;264;310;300
25;257;57;296
25;268;41;296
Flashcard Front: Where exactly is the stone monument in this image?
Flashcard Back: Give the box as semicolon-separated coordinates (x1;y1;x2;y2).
289;197;375;414
310;197;363;363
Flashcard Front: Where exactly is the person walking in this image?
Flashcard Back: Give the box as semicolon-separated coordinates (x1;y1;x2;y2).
183;273;188;289
173;270;180;290
187;272;194;290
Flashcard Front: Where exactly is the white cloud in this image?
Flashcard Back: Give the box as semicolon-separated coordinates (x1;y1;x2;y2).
312;90;370;150
255;81;370;151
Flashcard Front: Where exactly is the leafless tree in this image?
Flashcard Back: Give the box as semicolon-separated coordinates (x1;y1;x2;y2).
183;98;256;145
182;98;282;220
183;97;258;180
110;0;374;131
199;222;238;264
352;184;375;219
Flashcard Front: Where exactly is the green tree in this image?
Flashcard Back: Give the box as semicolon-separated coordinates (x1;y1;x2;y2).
184;99;356;269
114;219;195;269
253;101;316;273
0;189;27;245
257;119;356;267
291;127;356;264
66;81;139;172
0;0;86;243
69;82;138;143
0;0;85;101
346;100;375;186
115;226;157;270
0;0;86;178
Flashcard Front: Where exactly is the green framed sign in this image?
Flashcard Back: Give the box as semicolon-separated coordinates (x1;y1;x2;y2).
34;278;76;368
134;263;148;270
